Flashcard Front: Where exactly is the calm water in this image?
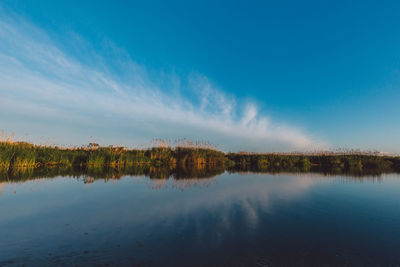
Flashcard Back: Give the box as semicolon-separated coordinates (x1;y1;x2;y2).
1;171;400;266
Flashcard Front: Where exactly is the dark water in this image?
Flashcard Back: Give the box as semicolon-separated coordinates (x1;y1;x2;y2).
1;170;400;266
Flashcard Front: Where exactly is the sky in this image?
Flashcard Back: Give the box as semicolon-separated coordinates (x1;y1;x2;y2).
0;0;400;152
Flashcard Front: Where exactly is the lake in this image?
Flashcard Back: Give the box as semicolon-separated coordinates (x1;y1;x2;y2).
1;169;400;266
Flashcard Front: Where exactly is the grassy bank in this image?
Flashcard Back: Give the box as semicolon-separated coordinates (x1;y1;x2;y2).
0;141;227;170
1;141;400;175
227;152;400;175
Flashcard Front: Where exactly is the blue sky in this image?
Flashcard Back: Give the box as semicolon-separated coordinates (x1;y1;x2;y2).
1;0;400;152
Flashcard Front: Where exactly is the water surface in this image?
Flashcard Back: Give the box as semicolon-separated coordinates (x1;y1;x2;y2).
1;170;400;266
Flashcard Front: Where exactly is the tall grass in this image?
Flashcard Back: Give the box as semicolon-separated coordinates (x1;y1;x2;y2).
0;141;228;171
1;140;400;176
227;152;400;174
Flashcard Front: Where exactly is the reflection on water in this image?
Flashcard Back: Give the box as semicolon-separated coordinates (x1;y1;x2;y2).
1;168;400;266
0;163;390;184
0;164;226;183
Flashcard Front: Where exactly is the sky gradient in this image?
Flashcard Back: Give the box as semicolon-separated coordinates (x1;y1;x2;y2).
1;1;400;152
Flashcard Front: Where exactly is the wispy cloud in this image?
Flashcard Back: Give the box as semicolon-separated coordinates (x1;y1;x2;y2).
0;13;327;151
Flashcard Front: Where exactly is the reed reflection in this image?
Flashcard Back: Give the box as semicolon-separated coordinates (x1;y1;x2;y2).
0;162;393;185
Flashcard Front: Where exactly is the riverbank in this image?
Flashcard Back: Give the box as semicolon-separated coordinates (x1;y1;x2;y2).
0;141;226;170
1;141;399;175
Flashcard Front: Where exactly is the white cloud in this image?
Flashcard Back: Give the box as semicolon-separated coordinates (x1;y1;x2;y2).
0;13;328;151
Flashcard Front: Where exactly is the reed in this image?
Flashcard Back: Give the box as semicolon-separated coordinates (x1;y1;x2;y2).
227;152;400;174
0;141;228;171
1;140;400;175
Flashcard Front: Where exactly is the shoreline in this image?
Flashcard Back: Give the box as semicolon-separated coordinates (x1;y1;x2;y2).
1;141;400;176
